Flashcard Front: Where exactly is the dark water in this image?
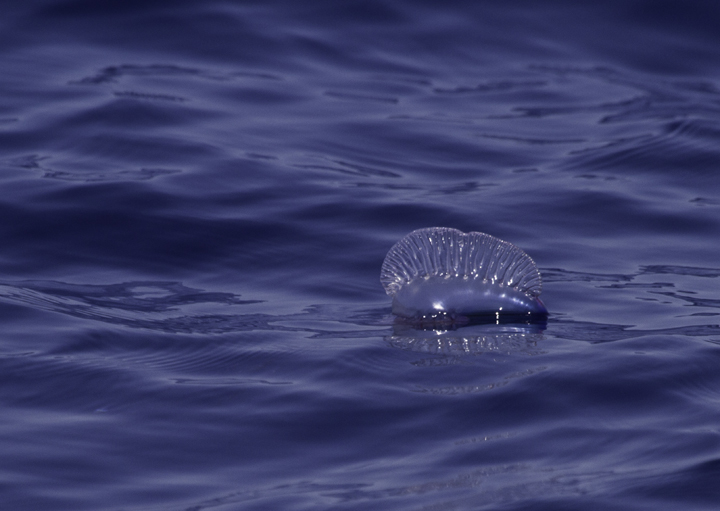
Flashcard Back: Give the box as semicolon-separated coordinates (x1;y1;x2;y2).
2;1;720;509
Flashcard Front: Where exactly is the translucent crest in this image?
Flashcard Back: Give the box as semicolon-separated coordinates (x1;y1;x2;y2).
380;227;542;297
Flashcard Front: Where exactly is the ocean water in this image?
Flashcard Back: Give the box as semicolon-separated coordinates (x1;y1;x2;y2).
2;1;720;509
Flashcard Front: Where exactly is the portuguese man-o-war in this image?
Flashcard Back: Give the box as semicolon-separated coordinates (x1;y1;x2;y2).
381;228;547;324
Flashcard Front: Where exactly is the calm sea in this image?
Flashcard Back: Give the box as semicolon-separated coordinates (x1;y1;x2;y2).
2;1;720;509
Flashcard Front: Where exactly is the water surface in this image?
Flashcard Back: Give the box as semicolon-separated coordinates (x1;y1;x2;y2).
2;1;720;509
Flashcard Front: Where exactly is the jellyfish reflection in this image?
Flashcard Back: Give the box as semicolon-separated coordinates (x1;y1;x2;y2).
387;315;546;356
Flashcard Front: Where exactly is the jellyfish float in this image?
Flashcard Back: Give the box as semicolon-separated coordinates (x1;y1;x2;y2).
381;228;547;325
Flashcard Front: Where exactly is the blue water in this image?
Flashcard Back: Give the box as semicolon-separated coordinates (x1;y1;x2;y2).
2;1;720;509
